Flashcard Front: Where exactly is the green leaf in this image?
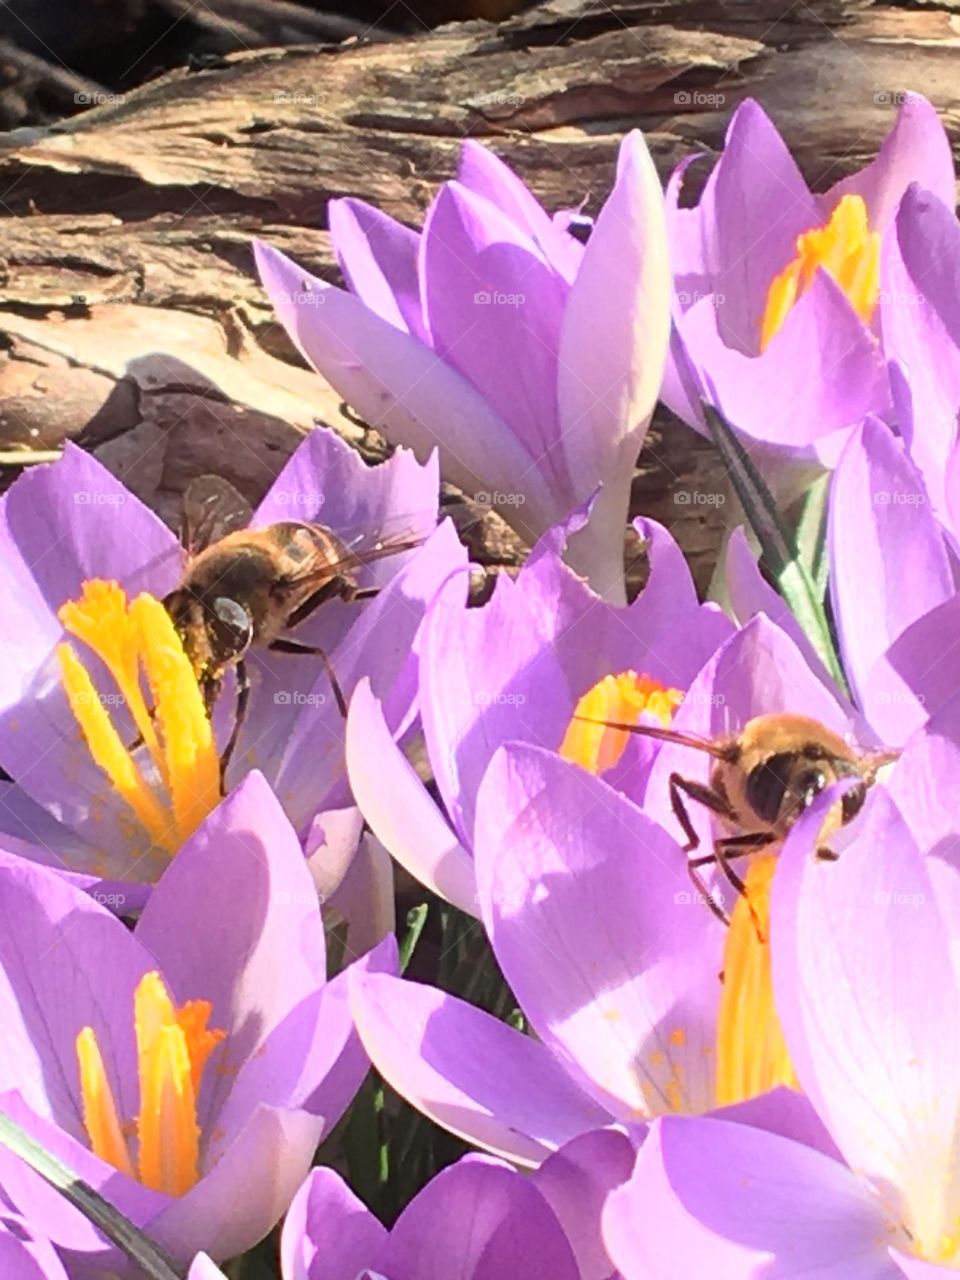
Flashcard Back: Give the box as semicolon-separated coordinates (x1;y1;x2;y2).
0;1110;184;1280
399;904;428;974
703;403;847;695
793;471;831;599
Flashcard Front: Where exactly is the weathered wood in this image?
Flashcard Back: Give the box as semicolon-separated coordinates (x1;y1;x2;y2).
0;0;955;589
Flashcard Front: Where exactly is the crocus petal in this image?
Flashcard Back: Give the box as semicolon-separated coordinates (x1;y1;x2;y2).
456;140;584;283
350;971;610;1165
860;593;960;744
150;1103;324;1265
383;1155;579;1280
555;131;671;593
475;744;722;1118
420;181;569;493
881;190;960;515
891;1252;960;1278
328;197;428;342
253;241;555;539
254;425;439;580
773;787;960;1251
604;1116;899;1280
828;417;952;710
887;695;960;864
134;771;325;1137
346;679;477;914
0;855;158;1132
265;519;467;835
280;1167;387;1280
322;830;394;957
188;1257;229;1280
675;273;889;459
824;93;955;234
531;1129;636;1280
667;101;819;355
0;1218;70;1280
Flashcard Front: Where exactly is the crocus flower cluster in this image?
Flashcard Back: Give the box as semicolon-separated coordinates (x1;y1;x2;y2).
2;88;960;1280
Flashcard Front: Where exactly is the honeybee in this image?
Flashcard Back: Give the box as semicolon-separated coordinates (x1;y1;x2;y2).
163;476;423;784
579;711;899;922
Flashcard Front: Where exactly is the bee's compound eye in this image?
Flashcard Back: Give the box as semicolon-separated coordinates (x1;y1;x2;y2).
209;596;253;659
841;782;867;824
798;770;828;808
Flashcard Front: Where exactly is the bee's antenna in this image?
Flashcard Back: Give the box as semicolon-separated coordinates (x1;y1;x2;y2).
572;717;738;762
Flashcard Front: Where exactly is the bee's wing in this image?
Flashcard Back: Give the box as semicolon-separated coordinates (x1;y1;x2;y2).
180;476;254;554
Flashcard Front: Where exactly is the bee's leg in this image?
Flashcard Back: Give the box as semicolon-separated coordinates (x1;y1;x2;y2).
688;832;776;868
668;774;747;914
218;660;249;792
268;638;347;718
668;773;736;854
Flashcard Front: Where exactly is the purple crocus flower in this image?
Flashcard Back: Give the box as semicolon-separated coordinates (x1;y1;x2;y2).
346;518;732;915
826;415;957;744
254;134;671;601
882;182;960;526
0;771;395;1273
603;700;960;1278
281;1129;634;1280
350;618;860;1164
0;428;464;903
664;94;953;470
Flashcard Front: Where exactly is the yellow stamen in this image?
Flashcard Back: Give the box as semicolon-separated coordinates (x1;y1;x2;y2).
57;580;220;855
715;853;800;1105
760;195;881;351
76;1027;136;1180
560;671;683;775
76;971;225;1196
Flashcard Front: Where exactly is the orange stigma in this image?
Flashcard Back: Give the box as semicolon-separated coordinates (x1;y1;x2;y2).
76;971;225;1196
714;853;800;1105
57;580;220;864
560;671;683;774
760;195;881;351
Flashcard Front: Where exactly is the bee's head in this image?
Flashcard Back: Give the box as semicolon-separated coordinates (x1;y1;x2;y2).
163;590;252;678
744;750;866;833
